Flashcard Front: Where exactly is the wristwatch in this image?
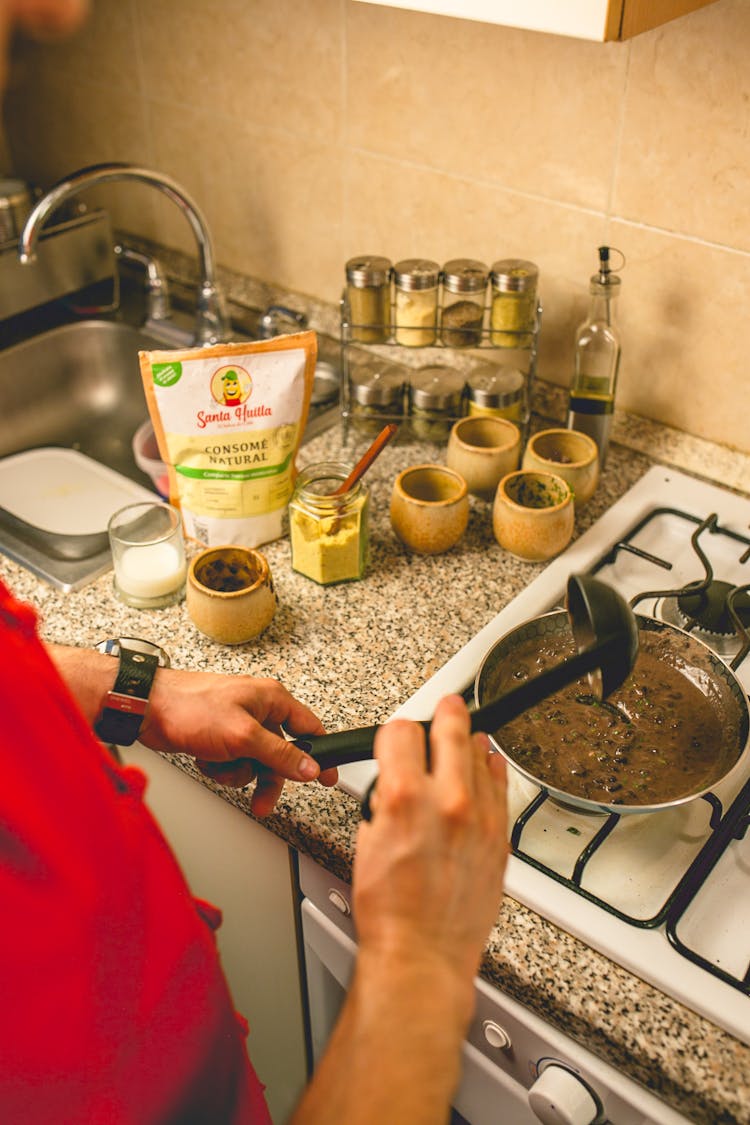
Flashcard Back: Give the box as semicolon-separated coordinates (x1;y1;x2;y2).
93;638;170;746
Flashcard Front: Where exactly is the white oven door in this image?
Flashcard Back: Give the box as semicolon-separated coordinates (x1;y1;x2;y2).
300;898;538;1124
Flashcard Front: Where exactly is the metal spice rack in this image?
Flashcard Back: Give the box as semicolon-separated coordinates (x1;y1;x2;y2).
338;293;543;444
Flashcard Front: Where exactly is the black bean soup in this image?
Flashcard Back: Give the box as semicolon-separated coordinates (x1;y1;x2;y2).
488;634;728;806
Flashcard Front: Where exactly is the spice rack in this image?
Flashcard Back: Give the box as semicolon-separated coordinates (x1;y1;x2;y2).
339;295;543;444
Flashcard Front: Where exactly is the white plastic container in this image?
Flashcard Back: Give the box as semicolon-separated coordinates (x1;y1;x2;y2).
132;419;169;498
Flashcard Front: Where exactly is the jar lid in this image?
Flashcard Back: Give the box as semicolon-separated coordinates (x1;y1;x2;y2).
0;177;31;209
441;259;488;294
409;365;465;411
350;358;405;407
345;255;392;287
490;259;539;293
467;363;525;407
393;259;440;291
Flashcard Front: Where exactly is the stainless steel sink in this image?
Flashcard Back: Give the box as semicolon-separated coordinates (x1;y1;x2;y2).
0;318;165;489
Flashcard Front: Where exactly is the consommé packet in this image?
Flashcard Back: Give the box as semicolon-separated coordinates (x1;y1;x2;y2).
139;331;317;547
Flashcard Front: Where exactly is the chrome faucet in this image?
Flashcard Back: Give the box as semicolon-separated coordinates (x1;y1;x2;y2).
18;162;228;345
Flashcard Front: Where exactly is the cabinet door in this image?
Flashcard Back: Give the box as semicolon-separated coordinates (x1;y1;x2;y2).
350;0;719;41
120;746;308;1125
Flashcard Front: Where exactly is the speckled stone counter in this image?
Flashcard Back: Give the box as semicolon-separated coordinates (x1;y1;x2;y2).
6;386;750;1122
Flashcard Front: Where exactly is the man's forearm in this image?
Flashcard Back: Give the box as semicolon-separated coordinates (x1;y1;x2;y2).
291;952;473;1125
46;644;119;726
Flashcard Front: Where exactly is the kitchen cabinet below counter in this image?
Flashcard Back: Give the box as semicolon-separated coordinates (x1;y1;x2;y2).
119;745;308;1125
352;0;720;41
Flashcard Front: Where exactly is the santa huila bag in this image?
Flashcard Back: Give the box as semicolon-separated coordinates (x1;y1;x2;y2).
139;331;316;547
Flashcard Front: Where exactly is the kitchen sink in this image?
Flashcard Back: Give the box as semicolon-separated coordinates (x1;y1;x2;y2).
0;316;340;485
0;318;165;489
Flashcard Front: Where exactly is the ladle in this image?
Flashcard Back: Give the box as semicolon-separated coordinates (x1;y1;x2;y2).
293;574;639;771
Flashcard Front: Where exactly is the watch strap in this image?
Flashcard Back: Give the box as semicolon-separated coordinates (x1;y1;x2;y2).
94;644;160;746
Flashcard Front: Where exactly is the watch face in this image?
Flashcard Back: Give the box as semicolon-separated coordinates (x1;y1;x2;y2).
95;637;170;668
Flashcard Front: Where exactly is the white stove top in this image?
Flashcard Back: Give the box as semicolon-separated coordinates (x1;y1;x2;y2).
339;465;750;1044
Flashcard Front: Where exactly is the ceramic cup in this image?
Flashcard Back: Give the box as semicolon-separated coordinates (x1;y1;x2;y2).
390;464;469;555
521;428;599;507
446;415;521;499
186;546;277;644
492;469;574;562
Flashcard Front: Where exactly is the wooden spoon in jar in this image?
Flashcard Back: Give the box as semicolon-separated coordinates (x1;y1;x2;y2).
333;422;398;495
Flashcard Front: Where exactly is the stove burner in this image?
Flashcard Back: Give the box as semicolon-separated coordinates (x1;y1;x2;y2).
676;580;750;638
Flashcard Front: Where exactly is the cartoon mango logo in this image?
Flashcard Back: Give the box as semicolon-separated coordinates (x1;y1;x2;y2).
210;365;252;406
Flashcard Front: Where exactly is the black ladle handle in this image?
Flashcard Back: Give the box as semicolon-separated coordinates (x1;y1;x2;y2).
293;636;619;773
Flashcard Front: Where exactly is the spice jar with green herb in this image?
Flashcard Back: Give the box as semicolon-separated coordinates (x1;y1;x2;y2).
345;255;392;344
440;258;488;347
490;259;539;348
349;356;407;432
408;365;465;441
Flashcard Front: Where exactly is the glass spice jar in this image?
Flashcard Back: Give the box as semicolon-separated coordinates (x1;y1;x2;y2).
345;255;392;344
349;356;406;432
489;259;539;348
393;259;440;347
289;462;369;585
440;258;488;347
466;362;525;420
408;365;465;442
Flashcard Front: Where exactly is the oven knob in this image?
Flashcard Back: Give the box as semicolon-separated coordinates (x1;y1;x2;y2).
482;1019;512;1051
528;1062;600;1125
327;889;351;916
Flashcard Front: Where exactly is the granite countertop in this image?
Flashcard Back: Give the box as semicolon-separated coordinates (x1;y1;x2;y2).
6;417;749;1125
5;310;750;1123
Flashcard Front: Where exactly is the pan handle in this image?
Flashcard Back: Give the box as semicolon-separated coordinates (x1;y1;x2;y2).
291;725;381;770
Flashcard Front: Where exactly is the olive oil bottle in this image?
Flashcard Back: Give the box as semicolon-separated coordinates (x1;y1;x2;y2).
567;246;623;467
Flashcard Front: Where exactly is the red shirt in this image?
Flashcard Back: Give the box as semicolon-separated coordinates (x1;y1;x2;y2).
0;575;272;1124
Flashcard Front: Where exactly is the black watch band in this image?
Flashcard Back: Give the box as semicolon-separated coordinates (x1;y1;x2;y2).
93;638;169;746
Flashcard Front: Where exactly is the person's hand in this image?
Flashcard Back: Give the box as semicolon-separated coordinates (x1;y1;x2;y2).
352;695;508;1018
139;667;337;816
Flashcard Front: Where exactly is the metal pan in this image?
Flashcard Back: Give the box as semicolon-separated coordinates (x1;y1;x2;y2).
475;610;750;816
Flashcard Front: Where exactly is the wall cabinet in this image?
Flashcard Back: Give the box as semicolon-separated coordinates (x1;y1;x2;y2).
352;0;720;41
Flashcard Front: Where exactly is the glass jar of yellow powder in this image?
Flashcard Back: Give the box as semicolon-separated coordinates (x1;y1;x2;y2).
489;259;539;348
466;362;525;420
289;462;369;585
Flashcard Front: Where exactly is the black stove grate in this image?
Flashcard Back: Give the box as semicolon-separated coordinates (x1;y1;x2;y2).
497;506;750;995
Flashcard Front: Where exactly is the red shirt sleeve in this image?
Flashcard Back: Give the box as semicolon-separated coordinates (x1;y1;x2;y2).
0;576;272;1124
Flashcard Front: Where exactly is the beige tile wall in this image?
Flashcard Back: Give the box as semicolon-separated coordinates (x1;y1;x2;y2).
2;0;748;453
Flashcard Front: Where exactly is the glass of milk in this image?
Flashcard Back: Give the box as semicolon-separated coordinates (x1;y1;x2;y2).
108;501;187;609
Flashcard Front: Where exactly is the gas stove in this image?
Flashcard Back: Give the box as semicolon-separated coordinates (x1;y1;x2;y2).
339;465;750;1046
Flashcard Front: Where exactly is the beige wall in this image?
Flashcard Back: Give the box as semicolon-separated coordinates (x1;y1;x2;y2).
3;0;749;453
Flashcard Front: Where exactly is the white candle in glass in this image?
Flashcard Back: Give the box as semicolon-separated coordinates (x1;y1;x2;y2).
116;541;187;599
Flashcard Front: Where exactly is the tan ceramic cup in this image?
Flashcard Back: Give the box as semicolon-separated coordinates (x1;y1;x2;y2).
391;464;469;555
446;416;521;499
492;470;574;562
522;428;599;507
186;546;277;644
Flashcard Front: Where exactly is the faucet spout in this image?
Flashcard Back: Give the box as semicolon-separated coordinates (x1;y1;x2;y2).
18;162;228;345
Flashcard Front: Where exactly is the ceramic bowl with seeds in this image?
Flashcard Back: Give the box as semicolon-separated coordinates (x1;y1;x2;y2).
492;469;574;562
186;545;277;644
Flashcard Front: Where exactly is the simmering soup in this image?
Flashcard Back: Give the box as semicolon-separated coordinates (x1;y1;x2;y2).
489;634;728;806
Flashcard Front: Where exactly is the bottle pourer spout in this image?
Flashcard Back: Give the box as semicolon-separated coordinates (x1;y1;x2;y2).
597;245;611;281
